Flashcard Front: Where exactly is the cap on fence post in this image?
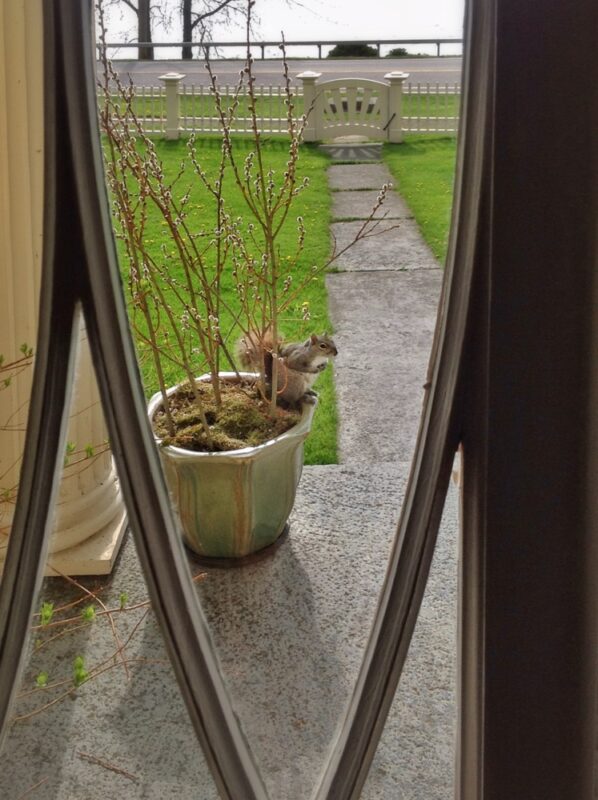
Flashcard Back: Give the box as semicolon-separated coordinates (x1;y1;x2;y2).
159;72;185;140
297;71;322;142
384;71;409;143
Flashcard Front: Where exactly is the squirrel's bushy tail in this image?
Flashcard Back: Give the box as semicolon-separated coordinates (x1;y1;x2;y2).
237;329;280;385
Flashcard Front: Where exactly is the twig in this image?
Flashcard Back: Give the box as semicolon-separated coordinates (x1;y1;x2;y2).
51;570;131;680
32;586;110;619
16;777;49;800
33;621;93;655
30;599;151;631
77;751;140;783
13;655;165;722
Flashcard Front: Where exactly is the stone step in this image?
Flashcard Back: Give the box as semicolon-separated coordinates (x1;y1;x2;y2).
319;142;383;162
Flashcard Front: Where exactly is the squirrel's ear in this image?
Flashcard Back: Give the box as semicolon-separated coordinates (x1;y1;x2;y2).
310;333;318;344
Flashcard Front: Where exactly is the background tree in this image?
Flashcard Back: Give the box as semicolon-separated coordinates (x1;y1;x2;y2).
104;0;157;60
104;0;247;61
181;0;246;60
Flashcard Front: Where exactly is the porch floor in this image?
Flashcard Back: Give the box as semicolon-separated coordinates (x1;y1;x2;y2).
0;160;457;799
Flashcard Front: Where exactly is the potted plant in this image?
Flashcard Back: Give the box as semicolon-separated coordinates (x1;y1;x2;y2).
98;0;391;560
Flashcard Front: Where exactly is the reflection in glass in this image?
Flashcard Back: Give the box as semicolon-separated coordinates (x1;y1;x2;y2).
1;533;219;799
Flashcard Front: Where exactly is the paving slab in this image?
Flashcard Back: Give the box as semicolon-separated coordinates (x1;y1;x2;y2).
365;471;458;800
327;269;443;463
332;188;413;221
328;163;395;191
1;463;457;800
331;219;439;271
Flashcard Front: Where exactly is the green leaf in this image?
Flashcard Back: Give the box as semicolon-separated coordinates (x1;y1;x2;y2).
119;592;128;610
63;442;76;467
81;605;96;622
72;655;89;687
85;444;95;458
35;671;49;688
40;602;54;626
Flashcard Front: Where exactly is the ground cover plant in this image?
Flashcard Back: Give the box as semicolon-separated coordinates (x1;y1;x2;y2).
383;135;457;263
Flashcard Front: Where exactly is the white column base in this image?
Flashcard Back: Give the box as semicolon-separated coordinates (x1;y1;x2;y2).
0;463;128;577
45;510;128;577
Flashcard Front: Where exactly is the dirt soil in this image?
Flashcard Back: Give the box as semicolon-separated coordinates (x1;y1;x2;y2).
151;379;301;452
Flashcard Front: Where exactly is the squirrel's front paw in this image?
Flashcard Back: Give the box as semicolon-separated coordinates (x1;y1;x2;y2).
302;391;317;405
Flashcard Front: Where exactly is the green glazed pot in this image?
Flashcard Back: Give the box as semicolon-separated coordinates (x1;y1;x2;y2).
148;373;316;559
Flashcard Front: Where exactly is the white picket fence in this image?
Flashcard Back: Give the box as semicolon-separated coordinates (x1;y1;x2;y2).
402;82;460;134
98;78;460;139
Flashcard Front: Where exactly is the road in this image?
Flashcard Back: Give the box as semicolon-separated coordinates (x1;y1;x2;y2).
101;56;462;87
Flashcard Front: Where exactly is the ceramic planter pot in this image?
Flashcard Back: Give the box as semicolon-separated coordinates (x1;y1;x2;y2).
147;373;316;559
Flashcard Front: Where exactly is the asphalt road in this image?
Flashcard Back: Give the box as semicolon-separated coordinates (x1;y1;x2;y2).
101;56;462;87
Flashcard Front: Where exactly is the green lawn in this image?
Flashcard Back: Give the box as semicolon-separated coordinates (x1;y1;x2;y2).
402;92;460;120
113;137;337;464
383;136;457;263
112;134;457;465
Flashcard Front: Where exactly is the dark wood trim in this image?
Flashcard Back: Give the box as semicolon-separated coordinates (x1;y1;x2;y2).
458;0;598;796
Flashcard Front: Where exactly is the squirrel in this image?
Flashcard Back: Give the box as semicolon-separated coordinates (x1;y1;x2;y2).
238;331;338;407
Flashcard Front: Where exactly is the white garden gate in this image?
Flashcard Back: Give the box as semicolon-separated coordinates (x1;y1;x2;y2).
298;71;408;142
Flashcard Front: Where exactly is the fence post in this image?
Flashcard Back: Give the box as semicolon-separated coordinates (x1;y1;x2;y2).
384;71;409;143
159;72;185;140
297;71;322;142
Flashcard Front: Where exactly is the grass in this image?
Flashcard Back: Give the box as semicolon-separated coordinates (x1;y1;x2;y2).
114;136;337;464
382;136;457;263
402;92;460;120
113;135;457;464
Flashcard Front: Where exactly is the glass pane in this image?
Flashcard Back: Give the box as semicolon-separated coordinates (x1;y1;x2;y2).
2;0;463;795
96;7;461;794
195;464;407;798
1;428;219;797
362;472;460;798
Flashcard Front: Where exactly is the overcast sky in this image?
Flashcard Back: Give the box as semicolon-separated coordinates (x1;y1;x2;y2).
249;0;464;40
104;0;465;57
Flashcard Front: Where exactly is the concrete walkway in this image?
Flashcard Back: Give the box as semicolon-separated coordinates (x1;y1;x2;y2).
0;155;457;800
326;156;456;798
327;161;443;465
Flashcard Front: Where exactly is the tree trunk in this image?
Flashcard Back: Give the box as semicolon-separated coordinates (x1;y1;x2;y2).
182;0;193;60
138;0;154;60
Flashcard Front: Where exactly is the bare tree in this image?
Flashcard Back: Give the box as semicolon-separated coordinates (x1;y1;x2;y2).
107;0;156;59
105;0;245;61
180;0;246;59
137;0;154;59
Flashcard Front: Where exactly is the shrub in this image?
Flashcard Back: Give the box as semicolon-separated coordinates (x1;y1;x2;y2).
327;43;378;59
98;1;390;446
386;47;409;57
